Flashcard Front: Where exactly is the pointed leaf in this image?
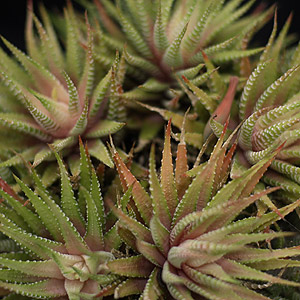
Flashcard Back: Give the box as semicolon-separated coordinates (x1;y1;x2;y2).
149;144;171;229
54;151;85;234
111;145;153;225
106;255;153;278
163;23;188;68
0;279;66;298
85;120;124;138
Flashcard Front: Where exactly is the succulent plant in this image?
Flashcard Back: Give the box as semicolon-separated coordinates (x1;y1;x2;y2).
230;13;300;199
106;120;300;300
79;0;273;101
0;1;125;178
0;2;299;300
0;140;123;299
171;12;300;200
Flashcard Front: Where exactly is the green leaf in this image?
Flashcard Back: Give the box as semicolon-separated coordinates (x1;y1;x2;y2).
176;63;204;80
180;265;248;300
211;48;264;64
87;139;114;168
54;151;85;231
209;148;280;207
0;187;44;236
263;171;300;196
162;120;179;218
0;145;41;168
149;144;171;229
182;76;217;114
140;103;204;133
149;215;170;256
114;278;147;298
110;205;153;244
111;144;153;225
167;283;194;300
123;47;159;77
32;14;63;78
239;60;272;120
39;3;64;70
41;162;60;188
0;112;52;141
254;65;300;111
0;279;66;298
89;69;112;121
13;175;63;242
202;52;226;96
33;136;77;167
32;159;90;256
77;138;92;214
182;2;213;54
107;63;126;122
27;89;68;125
0;257;62;279
23;94;60;134
153;1;169;53
1;37;68;102
78;21;94;101
129;0;152;42
172;149;220;226
81;187;104;251
25;1;43;65
69;98;89;136
63;71;80;116
163;23;188;68
142;267;163;299
246;258;300;271
117;6;152;58
238;107;272;151
90;167;105;231
0;269;39;283
104;224;122;252
106;255;154;278
85;120;125;138
0;215;65;259
136;239;165;267
161;0;175;26
220;259;300;287
64;5;82;79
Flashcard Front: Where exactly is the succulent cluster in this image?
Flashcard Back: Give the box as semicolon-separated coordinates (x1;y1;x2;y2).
0;0;300;300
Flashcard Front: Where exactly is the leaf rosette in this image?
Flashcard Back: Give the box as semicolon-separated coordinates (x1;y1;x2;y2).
107;120;300;300
79;0;272;101
0;2;125;176
230;12;300;199
0;140;122;299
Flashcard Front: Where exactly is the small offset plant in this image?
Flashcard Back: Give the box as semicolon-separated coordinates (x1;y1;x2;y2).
0;2;124;176
106;120;300;300
0;140;122;299
231;14;300;201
